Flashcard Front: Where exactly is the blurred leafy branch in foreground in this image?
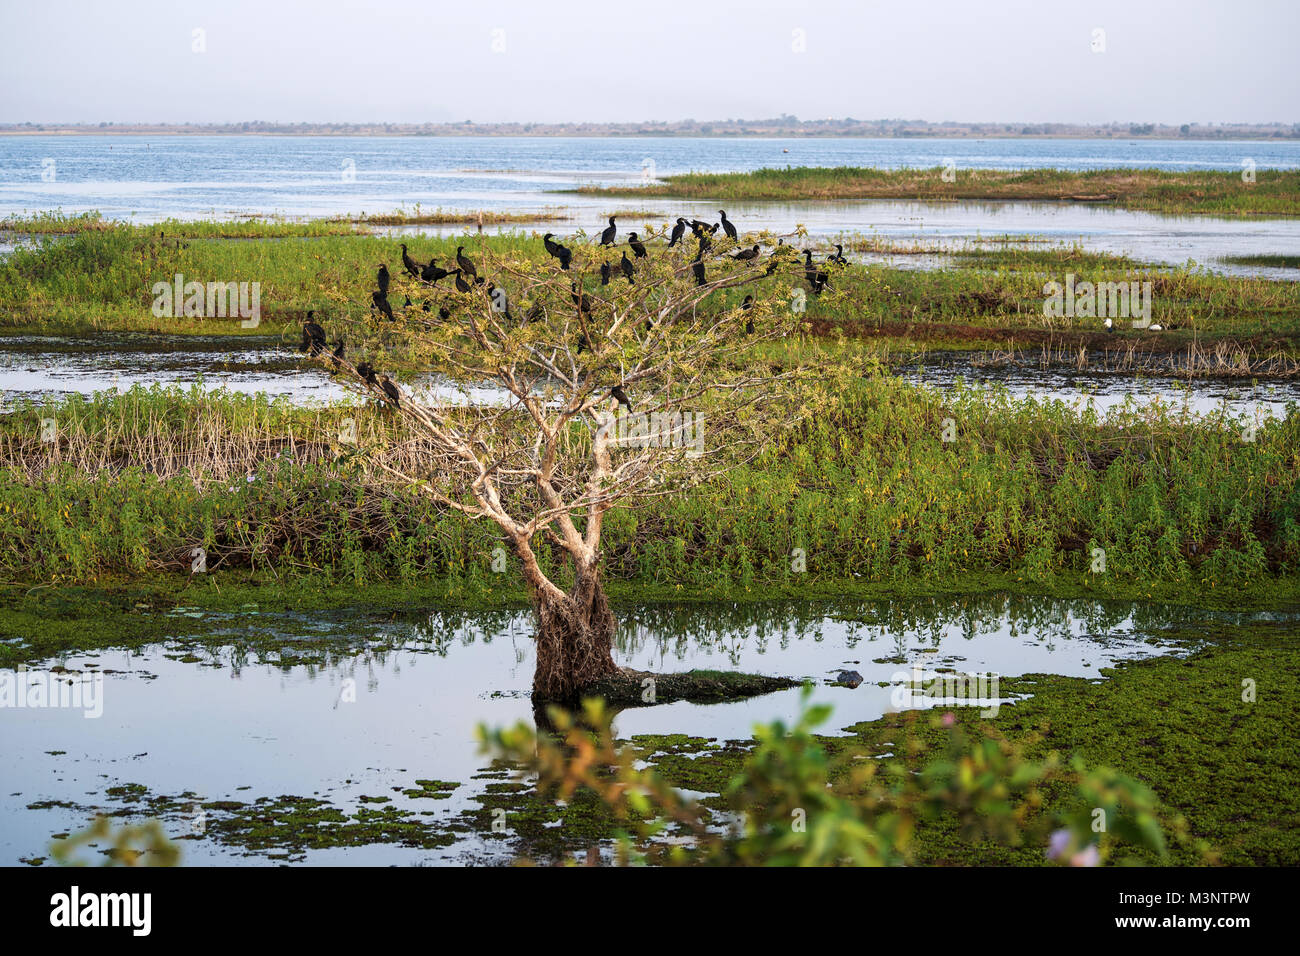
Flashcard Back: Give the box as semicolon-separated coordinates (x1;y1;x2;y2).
51;816;180;867
480;686;1205;866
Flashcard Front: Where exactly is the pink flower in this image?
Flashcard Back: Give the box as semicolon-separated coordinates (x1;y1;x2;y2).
1070;844;1100;867
941;711;956;727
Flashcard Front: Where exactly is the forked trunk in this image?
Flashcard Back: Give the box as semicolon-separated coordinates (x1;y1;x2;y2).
531;564;621;701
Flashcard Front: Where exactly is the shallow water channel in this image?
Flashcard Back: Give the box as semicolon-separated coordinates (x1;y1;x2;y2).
3;334;1297;422
1;593;1275;866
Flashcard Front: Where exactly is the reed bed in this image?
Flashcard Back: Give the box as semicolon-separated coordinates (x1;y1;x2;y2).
969;339;1300;378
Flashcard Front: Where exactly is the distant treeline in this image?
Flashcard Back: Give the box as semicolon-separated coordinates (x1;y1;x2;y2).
3;118;1299;139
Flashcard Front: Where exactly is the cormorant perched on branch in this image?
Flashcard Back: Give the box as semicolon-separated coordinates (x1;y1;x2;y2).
741;295;755;335
331;339;345;361
455;247;477;280
454;270;472;293
628;232;647;259
371;290;394;321
668;218;687;247
356;362;379;386
570;283;593;326
829;244;848;265
765;239;784;276
377;264;390;295
421;259;453;283
620;251;634;284
598;216;617;246
803;250;829;294
719;210;737;239
400;243;421;278
380;375;401;408
600;261;611;286
542;234;573;270
542;232;564;260
692;255;707;286
610;385;632;410
299;311;327;355
733;244;760;261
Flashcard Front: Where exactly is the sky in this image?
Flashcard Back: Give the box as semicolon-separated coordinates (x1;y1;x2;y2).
1;0;1296;126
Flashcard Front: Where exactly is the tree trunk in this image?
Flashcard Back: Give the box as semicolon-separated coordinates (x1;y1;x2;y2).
531;563;621;701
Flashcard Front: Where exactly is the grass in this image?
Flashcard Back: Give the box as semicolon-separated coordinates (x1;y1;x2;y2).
0;211;364;238
1;377;1295;597
3;223;1299;353
570;166;1300;217
0;208;568;237
348;206;567;226
1222;254;1300;269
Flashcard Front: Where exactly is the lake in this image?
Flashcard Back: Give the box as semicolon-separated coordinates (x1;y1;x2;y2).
2;593;1256;865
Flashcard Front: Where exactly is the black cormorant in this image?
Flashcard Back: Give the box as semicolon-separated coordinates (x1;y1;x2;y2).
598;216;617;246
668;218;687;247
400;243;421;278
719;210;737;239
628;232;647;258
299;311;327;355
455;247;477;280
803;250;829;294
421;259;452;283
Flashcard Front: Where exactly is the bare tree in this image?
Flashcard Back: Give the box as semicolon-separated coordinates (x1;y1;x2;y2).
322;224;818;700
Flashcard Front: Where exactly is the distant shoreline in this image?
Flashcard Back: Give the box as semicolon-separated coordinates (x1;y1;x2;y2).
2;120;1297;141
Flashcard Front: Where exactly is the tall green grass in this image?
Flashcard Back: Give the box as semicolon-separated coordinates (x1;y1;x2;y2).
2;378;1295;591
3;225;1297;345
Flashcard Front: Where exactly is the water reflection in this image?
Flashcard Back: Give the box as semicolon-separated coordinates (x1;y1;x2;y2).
2;592;1291;865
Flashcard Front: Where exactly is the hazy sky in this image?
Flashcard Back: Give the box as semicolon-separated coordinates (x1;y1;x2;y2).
2;0;1295;125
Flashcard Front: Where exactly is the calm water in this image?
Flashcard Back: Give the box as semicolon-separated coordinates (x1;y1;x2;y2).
3;136;1300;270
2;334;1294;421
3;135;1298;222
2;594;1258;865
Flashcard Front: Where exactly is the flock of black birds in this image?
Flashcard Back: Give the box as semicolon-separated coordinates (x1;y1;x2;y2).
301;210;845;414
